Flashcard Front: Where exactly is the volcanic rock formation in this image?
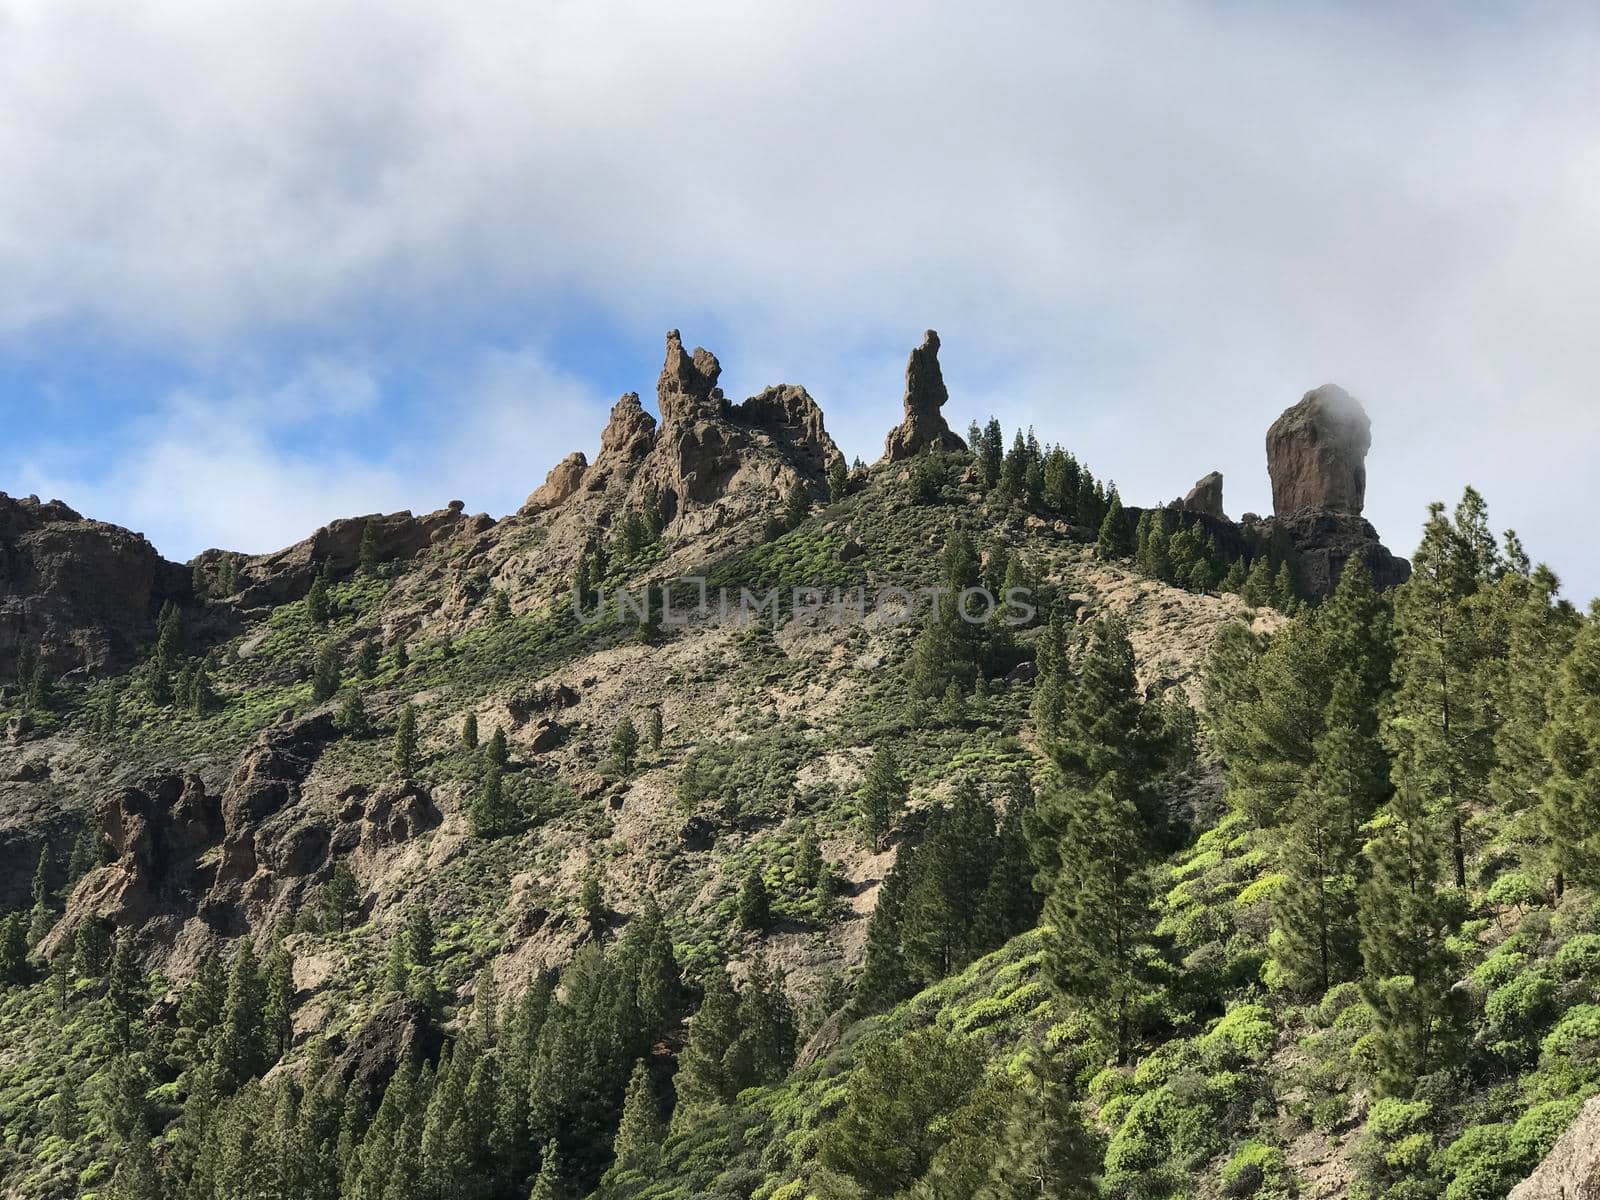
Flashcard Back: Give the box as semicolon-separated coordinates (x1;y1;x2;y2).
0;493;190;682
1266;384;1371;517
881;330;967;463
1180;472;1226;520
1260;385;1407;596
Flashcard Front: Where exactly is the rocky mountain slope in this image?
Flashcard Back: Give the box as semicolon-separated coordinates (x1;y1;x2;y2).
5;330;1594;1200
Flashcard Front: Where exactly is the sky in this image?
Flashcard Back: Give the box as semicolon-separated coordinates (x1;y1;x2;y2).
3;1;1599;599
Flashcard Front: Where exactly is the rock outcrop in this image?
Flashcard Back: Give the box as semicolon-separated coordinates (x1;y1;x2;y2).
881;330;967;463
1510;1095;1600;1199
41;773;222;958
1268;508;1411;596
203;503;493;611
1180;472;1226;520
656;330;726;428
529;332;840;540
522;452;588;514
1260;385;1407;596
0;493;189;682
1266;384;1371;517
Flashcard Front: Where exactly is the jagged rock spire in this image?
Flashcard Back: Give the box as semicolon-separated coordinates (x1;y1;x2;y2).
657;330;724;428
880;330;967;463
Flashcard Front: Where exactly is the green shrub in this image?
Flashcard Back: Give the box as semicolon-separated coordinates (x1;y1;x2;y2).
1221;1141;1286;1198
1319;982;1364;1026
1509;1097;1584;1164
1440;1124;1521;1200
1556;933;1600;981
1200;1004;1277;1066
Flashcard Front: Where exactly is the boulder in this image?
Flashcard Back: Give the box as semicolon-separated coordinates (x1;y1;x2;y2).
881;330;968;463
360;782;440;851
522;452;588;514
329;997;444;1107
1510;1095;1600;1199
1181;471;1226;520
1266;385;1371;516
524;719;568;754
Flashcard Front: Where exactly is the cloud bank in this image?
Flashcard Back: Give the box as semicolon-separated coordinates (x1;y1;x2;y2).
3;1;1598;594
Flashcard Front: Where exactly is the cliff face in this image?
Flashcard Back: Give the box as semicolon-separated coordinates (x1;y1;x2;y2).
0;493;190;683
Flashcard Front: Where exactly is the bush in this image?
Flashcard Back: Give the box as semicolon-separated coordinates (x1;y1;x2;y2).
1319;982;1363;1026
1221;1141;1285;1198
1200;1004;1277;1066
1556;933;1600;981
1509;1097;1584;1164
1440;1124;1521;1200
1484;971;1559;1050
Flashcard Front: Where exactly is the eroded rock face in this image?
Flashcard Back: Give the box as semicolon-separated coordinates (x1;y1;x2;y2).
42;773;222;959
330;997;444;1107
1181;472;1226;520
1266;384;1372;516
1510;1095;1600;1199
0;493;189;682
1270;509;1411;596
881;330;967;463
522;452;588;514
732;384;840;477
209;504;492;610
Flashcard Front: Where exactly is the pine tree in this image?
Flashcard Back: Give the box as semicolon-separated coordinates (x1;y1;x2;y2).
492;589;512;620
529;1139;564;1200
673;967;741;1112
979;418;1004;490
976;1044;1098;1200
857;743;907;847
854;842;917;1013
488;725;510;770
609;716;639;776
471;764;510;837
1543;601;1600;890
0;912;29;983
263;941;295;1062
393;704;419;777
1027;617;1158;1063
1272;667;1386;994
783;480;811;530
1386;495;1503;890
1358;781;1465;1095
646;707;663;753
334;689;371;736
1095;491;1132;559
319;862;361;933
736;867;772;931
106;929;145;1048
1485;562;1576;891
214;942;267;1084
461;712;479;750
359;520;383;574
902;788;996;982
356;638;381;677
73;917;112;980
312;640;342;702
827;457;850;504
601;1059;665;1190
725;956;797;1091
305;575;331;624
393;642;410;672
581;872;607;937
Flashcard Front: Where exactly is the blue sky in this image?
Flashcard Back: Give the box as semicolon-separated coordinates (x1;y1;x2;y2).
5;1;1600;600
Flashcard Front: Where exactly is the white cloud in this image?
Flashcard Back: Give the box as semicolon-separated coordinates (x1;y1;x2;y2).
3;1;1599;591
15;349;612;559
